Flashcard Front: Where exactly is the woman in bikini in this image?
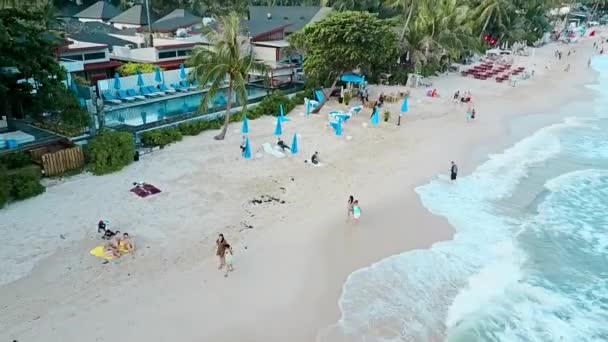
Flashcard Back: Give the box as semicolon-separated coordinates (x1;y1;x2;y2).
347;195;355;218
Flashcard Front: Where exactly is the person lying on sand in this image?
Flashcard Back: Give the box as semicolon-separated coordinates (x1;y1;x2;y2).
277;137;291;152
104;243;121;258
119;233;135;253
109;231;122;249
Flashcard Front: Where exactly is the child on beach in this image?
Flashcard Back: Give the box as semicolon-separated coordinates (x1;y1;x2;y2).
347;195;354;218
224;244;234;277
352;200;361;221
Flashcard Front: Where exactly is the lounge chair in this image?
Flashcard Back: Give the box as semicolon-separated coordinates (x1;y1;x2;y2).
140;87;156;98
159;83;177;94
117;90;135;102
146;85;165;96
181;80;197;91
171;82;188;92
262;143;285;158
102;91;122;105
126;89;146;100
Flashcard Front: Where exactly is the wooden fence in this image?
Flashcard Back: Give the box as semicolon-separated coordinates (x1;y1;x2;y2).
38;146;85;176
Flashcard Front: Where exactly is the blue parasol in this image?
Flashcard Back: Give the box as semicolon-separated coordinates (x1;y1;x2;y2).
279;103;291;122
274;116;283;136
113;73;121;90
291;133;299;155
242;114;249;134
136;70;145;87
371;107;380;126
179;63;186;80
243;138;252;159
401;97;409;113
154;66;162;83
336;120;343;136
305;99;311;116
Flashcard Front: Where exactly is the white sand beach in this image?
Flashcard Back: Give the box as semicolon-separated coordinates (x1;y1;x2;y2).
0;36;601;342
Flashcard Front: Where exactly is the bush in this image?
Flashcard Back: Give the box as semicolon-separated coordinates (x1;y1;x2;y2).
383;110;391;122
0;165;8;208
9;166;45;200
0;151;32;169
118;62;158;76
89;130;135;175
141;128;183;148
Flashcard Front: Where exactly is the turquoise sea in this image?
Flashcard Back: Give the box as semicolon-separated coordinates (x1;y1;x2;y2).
320;58;608;341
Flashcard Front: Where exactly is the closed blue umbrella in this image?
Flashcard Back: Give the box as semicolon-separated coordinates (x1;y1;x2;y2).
136;70;145;87
154;66;162;83
401;97;409;113
291;133;299;155
371;107;380;126
113;73;121;90
243;138;252;159
274;116;282;136
336;120;343;136
242;114;249;134
279;103;291;122
179;63;186;80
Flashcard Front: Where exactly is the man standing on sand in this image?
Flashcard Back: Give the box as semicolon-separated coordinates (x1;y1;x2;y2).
450;161;458;181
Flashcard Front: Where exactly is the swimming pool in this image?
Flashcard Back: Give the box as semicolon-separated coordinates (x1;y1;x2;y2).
104;86;267;128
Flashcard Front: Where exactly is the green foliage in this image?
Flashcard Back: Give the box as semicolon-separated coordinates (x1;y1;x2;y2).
89;130;135;175
73;75;90;86
177;119;223;135
0;165;8;208
141;128;183;148
344;93;352;105
0;151;32;170
248;91;294;118
187;13;269;140
8;166;45;200
383;110;391;122
118;63;158;76
0;8;66;118
290;11;399;85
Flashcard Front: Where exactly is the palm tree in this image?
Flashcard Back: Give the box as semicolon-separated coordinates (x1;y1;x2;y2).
187;13;269;140
474;0;513;38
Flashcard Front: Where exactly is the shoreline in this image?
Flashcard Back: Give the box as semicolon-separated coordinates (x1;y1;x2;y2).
1;38;601;342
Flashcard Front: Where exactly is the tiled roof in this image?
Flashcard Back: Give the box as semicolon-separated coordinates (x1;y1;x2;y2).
110;4;158;25
74;1;121;20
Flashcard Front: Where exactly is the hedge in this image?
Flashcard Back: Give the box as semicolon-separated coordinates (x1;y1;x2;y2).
8;166;45;200
0;165;8;208
141;128;183;148
0;151;32;170
89;130;135;175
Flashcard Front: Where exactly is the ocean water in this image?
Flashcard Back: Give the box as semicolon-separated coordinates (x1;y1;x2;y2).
319;58;608;341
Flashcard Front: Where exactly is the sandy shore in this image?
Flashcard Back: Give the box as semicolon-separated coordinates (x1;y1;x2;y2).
0;35;601;342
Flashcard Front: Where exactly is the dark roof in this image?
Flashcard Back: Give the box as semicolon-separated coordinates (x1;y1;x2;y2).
68;33;135;51
247;6;331;36
74;1;121;20
110;4;158;25
139;9;202;32
65;20;120;35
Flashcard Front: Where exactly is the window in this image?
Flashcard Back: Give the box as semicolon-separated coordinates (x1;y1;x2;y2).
177;50;191;57
63;54;83;61
84;52;106;60
158;51;177;59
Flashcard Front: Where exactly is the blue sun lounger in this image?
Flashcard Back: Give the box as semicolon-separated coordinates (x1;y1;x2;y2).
140;87;157;98
117;89;135;102
102;91;122;105
146;85;165;96
126;89;145;100
159;83;177;94
171;82;188;92
181;80;198;91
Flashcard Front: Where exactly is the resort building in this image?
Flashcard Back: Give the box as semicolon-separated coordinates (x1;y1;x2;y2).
73;1;121;23
139;9;203;37
58;39;121;83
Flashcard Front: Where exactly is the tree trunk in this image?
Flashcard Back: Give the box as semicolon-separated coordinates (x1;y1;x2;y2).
480;13;491;39
214;81;233;140
400;3;415;41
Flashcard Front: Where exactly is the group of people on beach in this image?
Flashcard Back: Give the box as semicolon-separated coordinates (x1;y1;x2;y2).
215;234;234;277
347;195;362;221
97;220;135;258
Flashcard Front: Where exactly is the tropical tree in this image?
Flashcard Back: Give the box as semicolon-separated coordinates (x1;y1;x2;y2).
289;11;399;90
474;0;514;38
187;13;269;140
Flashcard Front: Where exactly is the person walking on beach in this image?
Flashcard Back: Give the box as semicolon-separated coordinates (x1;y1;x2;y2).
352;200;361;221
223;244;234;277
450;161;458;181
347;195;355;218
588;58;592;69
216;234;229;269
471;108;476;120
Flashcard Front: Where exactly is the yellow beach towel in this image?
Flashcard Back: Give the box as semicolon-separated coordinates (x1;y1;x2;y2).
90;246;114;260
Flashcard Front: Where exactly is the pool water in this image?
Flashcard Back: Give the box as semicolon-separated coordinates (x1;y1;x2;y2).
104;86;267;127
